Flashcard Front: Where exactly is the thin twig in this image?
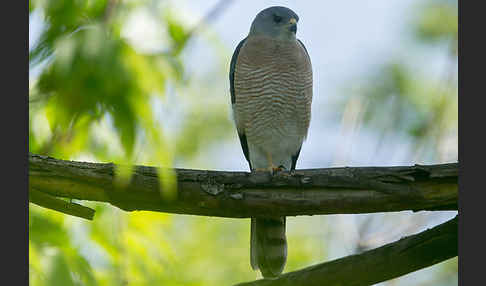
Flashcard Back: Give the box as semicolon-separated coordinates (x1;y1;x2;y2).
29;188;95;220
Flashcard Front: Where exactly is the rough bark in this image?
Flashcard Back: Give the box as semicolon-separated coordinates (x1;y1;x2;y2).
29;153;457;219
235;215;458;286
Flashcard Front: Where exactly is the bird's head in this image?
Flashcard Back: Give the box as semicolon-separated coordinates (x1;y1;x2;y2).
249;6;299;40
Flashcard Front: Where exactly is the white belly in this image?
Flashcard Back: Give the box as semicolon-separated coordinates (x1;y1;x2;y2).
246;121;303;170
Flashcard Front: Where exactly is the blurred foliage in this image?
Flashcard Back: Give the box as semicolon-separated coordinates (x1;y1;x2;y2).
29;0;184;162
414;0;458;55
334;0;458;283
29;202;325;286
337;0;457;163
29;0;239;284
29;0;109;67
29;0;457;285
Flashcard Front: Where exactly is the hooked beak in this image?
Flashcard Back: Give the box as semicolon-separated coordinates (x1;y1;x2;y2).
289;18;297;33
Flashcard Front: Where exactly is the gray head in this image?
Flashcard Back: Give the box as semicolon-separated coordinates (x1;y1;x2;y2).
249;6;299;40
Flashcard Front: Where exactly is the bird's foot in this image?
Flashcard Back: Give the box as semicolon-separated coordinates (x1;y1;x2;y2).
253;166;284;175
271;165;286;175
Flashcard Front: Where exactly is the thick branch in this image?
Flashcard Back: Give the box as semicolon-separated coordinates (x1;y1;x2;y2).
29;153;457;218
235;216;458;286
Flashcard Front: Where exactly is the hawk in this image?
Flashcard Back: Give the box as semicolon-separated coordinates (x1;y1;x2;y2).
229;6;313;278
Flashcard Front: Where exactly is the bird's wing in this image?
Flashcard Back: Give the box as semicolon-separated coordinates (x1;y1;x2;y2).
230;37;247;104
229;37;252;170
297;39;310;60
291;147;302;171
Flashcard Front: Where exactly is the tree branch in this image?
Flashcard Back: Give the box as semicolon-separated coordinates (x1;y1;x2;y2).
234;215;458;286
29;153;457;218
29;188;95;220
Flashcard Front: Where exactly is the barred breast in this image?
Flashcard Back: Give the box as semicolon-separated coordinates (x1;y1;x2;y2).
233;35;312;169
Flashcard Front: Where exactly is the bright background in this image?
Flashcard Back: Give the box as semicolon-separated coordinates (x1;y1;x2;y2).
29;0;458;285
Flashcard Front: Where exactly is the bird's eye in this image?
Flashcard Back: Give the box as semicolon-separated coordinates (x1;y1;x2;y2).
273;15;282;23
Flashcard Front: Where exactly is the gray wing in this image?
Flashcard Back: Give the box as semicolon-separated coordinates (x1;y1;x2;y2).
298;39;310;59
229;37;252;170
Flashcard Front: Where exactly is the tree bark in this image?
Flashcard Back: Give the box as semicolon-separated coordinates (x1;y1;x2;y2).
234;216;458;286
29;153;457;219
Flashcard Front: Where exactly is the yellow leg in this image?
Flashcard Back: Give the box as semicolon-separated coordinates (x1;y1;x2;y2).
267;153;284;174
253;152;274;173
253;152;284;174
267;152;275;173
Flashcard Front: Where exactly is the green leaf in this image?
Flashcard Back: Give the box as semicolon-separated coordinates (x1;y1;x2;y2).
29;206;69;248
45;252;76;286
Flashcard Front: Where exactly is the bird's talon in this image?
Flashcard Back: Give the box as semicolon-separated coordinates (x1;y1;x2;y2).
271;166;286;175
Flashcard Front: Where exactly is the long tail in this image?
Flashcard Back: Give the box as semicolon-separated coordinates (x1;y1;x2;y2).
250;217;287;278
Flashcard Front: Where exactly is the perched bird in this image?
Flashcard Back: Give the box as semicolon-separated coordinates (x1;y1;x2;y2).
229;6;313;278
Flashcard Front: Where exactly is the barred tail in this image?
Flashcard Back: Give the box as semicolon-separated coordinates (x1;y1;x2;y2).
250;217;287;278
